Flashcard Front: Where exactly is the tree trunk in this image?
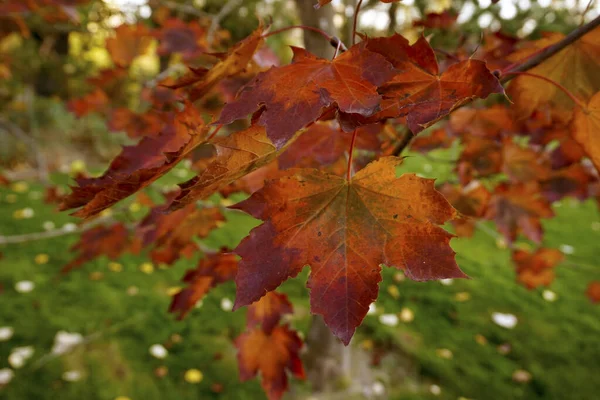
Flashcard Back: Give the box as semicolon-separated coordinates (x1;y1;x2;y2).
294;0;339;58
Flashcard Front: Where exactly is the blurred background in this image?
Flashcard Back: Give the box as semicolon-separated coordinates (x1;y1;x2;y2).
1;0;600;399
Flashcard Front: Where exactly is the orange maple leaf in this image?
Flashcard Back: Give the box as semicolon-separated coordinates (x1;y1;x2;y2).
106;23;152;68
573;91;600;173
236;325;305;400
507;28;600;118
512;247;564;289
232;157;466;344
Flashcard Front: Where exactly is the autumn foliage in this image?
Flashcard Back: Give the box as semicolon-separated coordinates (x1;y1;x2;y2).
3;1;600;399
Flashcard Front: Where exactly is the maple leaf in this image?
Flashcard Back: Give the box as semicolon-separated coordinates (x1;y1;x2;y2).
449;105;518;138
170;251;238;319
106;23;152;68
573;91;600;173
278;122;381;169
439;181;491;237
67;88;109;117
457;136;503;185
351;34;504;133
410;128;454;153
216;44;395;147
136;201;224;265
246;291;293;334
63;223;129;273
231;157;466;344
507;28;600;117
540;164;594;202
512;247;564;289
486;183;554;244
155;18;207;60
169;125;286;210
61;103;208;218
109;108;164;139
413;11;457;30
164;25;266;102
502;140;551;182
586;281;600;303
236;325;305;400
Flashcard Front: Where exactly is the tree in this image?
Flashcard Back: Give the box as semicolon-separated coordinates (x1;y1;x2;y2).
1;0;600;399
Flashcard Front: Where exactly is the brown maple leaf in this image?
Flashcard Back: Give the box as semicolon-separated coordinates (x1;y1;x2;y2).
169;251;238;319
231;157;466;344
573;91;600;173
236;325;305;400
61;103;208;218
349;34;504;133
109;108;165;139
507;28;600;118
247;291;293;334
540;164;595;202
512;247;564;289
216;43;395;147
439;181;491;237
163;25;266;102
155;18;207;60
486;183;554;244
137;203;224;265
68;88;109;117
63;223;129;273
502;140;551;182
106;23;152;68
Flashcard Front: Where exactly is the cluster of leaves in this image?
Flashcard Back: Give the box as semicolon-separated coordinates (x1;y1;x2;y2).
3;1;600;399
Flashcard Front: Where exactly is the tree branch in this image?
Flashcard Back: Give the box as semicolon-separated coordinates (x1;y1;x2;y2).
500;15;600;82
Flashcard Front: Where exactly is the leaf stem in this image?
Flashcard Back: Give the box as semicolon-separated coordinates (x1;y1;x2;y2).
352;0;363;46
263;25;347;52
500;71;587;109
347;129;358;181
207;124;223;141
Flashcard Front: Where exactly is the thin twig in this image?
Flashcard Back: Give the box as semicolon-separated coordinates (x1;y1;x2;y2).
352;0;364;45
391;130;414;157
0;215;114;245
264;25;347;52
149;0;208;17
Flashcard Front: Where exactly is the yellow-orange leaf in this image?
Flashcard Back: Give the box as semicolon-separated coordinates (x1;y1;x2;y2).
573;91;600;173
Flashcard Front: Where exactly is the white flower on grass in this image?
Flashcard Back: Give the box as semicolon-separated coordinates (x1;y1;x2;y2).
491;312;518;329
379;314;399;327
440;279;453;286
429;384;441;395
63;223;77;232
0;368;14;385
8;346;34;369
0;326;14;341
62;370;83;382
14;281;35;293
43;221;56;231
542;290;557;302
372;381;385;396
559;244;575;254
149;344;168;359
220;298;233;311
21;208;34;218
367;303;377;315
52;331;83;355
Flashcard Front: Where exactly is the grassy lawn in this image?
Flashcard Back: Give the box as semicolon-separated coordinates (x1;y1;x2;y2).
1;156;599;400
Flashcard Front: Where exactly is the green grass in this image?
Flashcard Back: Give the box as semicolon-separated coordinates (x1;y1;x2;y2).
1;158;600;400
